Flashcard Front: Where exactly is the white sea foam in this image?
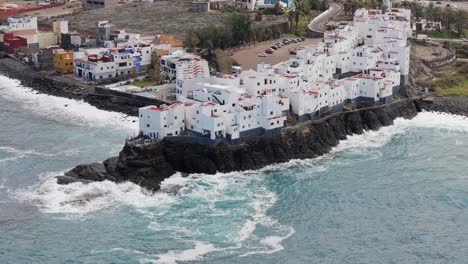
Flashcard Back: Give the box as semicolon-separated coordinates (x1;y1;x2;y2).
396;111;468;132
0;146;84;164
330;123;407;154
240;227;296;257
14;171;177;217
143;241;217;264
0;179;5;190
236;190;277;242
0;75;137;132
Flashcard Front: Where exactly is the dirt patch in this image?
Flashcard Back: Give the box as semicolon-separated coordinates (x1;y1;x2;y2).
51;1;287;37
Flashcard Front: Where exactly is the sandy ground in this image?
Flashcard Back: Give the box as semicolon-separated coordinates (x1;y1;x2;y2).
231;38;322;70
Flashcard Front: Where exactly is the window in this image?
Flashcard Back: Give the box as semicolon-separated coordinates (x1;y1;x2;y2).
146;124;150;127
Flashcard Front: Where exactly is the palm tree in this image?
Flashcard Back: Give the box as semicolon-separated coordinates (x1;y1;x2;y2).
292;0;310;32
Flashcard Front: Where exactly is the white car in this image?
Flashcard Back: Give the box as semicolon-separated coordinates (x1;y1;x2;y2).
258;53;267;57
463;38;468;42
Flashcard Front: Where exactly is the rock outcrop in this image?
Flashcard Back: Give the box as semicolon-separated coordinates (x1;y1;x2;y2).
57;99;423;191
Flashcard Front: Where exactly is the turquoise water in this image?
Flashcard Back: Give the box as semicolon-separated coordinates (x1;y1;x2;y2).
1;74;468;263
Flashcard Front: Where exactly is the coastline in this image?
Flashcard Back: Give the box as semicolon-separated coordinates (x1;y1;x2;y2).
0;56;140;116
3;55;467;192
56;97;468;192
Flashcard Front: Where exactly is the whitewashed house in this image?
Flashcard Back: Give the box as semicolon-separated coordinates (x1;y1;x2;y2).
139;103;185;139
138;6;413;143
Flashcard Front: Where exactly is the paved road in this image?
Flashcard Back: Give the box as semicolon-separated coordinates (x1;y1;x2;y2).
308;3;343;33
429;38;467;43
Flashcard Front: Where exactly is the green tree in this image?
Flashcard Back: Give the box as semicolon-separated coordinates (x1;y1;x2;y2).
274;2;282;15
147;53;162;85
131;67;138;78
453;10;467;36
292;0;310;32
185;31;200;50
227;13;252;45
320;0;329;11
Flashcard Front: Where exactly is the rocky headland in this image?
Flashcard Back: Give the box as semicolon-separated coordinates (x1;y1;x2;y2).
57;97;468;192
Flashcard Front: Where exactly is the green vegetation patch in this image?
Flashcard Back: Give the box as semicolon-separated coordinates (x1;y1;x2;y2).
425;30;462;39
432;74;468;96
132;79;156;88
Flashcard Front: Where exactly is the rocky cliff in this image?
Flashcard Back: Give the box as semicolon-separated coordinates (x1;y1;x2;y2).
57;99;423;191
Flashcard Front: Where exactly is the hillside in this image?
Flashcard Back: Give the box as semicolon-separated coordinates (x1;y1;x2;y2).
54;0;287;37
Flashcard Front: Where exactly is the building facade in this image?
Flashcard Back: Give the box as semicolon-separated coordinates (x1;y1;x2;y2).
54;51;74;74
137;7;413;144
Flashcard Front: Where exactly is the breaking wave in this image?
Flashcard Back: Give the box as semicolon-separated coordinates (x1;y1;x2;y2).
0;75;137;132
14;171;177;217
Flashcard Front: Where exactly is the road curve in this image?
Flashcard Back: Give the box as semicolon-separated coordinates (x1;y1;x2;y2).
308;3;343;33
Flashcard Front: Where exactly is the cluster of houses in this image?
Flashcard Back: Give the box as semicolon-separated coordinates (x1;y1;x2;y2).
0;16;184;82
139;6;413;144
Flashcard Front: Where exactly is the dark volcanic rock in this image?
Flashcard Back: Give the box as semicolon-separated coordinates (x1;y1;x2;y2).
57;99;424;191
420;96;468;117
0;57;138;116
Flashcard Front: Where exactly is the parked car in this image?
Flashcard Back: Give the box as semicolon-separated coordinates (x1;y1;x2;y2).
290;39;298;43
300;37;306;41
463;38;468;42
271;45;278;50
282;40;290;45
283;39;289;42
265;49;274;54
296;38;302;42
258;53;268;57
289;49;297;55
276;43;283;47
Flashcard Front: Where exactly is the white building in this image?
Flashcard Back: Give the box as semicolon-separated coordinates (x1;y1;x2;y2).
74;45;155;81
162;50;210;82
0;16;38;34
138;7;413;143
139;103;185;139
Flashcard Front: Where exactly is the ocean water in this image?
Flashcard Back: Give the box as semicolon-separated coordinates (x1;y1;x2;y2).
1;74;468;264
